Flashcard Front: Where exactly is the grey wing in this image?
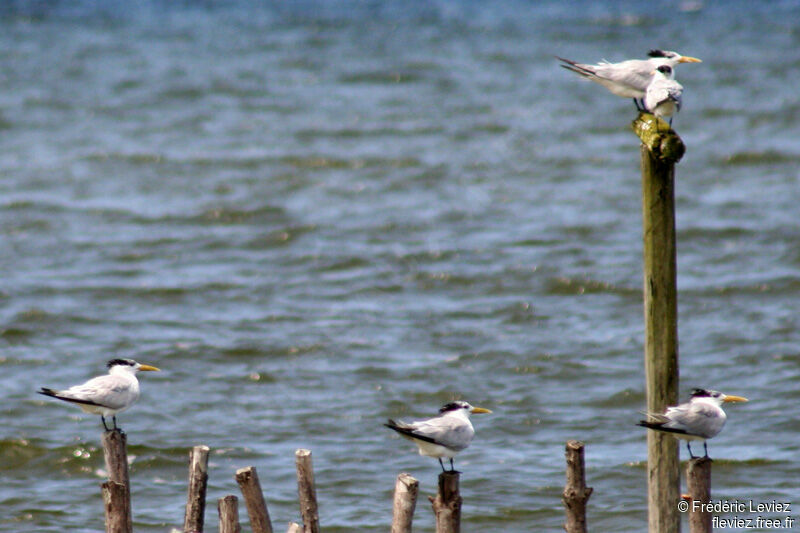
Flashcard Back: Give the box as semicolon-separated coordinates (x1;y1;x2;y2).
413;418;475;451
60;375;137;410
667;84;683;111
592;59;653;91
662;403;694;429
667;403;724;438
647;82;670;105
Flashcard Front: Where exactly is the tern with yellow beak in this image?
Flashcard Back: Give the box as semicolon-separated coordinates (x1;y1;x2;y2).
638;389;748;458
38;358;160;431
385;400;492;472
557;49;701;110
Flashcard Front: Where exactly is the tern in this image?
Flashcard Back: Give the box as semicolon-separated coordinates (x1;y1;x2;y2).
38;358;160;431
557;49;701;110
637;389;748;458
645;64;683;129
385;401;492;472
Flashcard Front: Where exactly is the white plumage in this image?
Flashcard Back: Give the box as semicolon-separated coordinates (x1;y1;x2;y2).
638;389;748;458
385;400;491;472
39;358;160;431
644;64;684;128
557;49;700;110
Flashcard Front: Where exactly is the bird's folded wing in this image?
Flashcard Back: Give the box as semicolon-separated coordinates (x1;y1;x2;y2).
59;376;134;410
386;421;441;445
594;64;649;88
650;85;671;104
668;87;683;109
412;419;473;451
664;403;720;434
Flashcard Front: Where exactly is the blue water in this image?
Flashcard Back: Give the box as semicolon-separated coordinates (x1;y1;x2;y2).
2;1;799;531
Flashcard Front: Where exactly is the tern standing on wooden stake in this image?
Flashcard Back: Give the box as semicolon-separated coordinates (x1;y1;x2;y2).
38;358;160;431
385;401;491;472
638;389;748;458
557;49;700;110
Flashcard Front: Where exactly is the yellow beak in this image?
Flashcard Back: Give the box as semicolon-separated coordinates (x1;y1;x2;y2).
470;407;492;414
678;56;702;63
139;364;161;372
722;395;748;403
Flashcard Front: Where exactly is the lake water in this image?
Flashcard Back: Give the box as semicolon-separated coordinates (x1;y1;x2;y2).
1;1;799;531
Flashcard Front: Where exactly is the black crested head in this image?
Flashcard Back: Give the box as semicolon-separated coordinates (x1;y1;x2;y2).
690;388;718;398
657;65;673;75
648;49;671;58
107;358;137;369
439;401;470;414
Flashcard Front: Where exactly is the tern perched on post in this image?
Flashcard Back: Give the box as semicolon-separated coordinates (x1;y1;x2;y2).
557;49;701;110
637;389;748;458
38;358;160;431
645;64;683;129
385;401;492;472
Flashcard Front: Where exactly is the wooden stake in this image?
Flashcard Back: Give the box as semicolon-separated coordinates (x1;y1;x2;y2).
101;429;132;533
295;449;320;533
391;473;419;533
633;112;683;533
183;445;211;533
686;458;712;533
562;440;593;533
428;471;461;533
101;481;130;533
235;466;273;533
218;495;241;533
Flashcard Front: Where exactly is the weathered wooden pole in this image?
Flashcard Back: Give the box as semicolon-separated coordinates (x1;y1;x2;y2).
218;495;241;533
183;445;211;533
632;112;684;533
428;471;461;533
235;466;273;533
101;480;130;533
295;449;320;533
101;429;132;533
562;440;593;533
391;472;419;533
686;458;712;533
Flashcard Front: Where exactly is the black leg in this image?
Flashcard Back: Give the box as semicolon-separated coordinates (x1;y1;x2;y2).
633;98;642;111
687;442;696;459
703;442;709;458
438;458;446;472
449;458;455;472
112;415;118;430
101;416;110;431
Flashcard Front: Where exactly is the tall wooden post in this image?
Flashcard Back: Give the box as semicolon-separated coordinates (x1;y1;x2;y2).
686;458;712;533
429;471;461;533
101;429;132;533
562;440;593;533
633;112;684;533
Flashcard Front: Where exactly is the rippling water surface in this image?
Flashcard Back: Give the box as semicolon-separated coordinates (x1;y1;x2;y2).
2;1;799;531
